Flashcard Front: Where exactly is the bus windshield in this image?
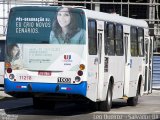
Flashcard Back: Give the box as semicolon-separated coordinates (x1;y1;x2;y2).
7;7;86;44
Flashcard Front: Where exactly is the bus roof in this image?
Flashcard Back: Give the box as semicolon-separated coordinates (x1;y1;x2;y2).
83;9;148;28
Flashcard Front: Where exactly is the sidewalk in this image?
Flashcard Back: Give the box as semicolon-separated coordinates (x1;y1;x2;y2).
0;89;11;98
149;89;160;96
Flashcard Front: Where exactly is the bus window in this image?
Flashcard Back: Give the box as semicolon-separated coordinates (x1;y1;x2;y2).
138;28;144;56
7;7;86;45
106;23;115;55
0;41;5;61
104;22;107;55
130;27;138;56
115;24;123;56
88;19;97;55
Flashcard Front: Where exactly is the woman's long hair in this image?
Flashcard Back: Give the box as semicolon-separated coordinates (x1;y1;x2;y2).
52;7;80;43
7;44;20;61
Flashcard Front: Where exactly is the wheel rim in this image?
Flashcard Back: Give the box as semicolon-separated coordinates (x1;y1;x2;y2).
108;88;111;105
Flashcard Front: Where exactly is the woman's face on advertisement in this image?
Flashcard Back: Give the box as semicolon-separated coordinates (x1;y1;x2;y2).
57;8;71;28
11;46;19;57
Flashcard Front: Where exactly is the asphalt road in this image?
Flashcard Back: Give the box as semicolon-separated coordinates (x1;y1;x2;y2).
0;92;160;120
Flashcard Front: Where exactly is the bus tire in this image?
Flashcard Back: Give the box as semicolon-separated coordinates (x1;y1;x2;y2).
99;82;112;111
127;84;139;106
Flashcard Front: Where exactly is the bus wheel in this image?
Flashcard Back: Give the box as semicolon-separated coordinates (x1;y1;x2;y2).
99;82;112;111
127;85;139;106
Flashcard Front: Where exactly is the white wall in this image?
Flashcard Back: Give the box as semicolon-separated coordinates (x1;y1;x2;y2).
0;3;10;35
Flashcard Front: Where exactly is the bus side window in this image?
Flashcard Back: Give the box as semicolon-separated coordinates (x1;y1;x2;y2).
0;41;5;62
130;27;138;56
115;24;123;56
138;28;144;56
88;19;97;55
106;23;115;56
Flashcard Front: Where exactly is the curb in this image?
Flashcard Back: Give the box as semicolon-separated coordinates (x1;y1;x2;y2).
0;91;12;98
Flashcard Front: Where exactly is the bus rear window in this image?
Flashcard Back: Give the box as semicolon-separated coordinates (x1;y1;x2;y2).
7;7;86;45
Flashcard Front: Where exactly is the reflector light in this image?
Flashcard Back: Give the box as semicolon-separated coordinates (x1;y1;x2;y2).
61;87;72;90
5;62;11;68
9;74;15;79
7;68;12;73
79;64;85;70
16;86;21;88
66;88;72;90
75;76;81;82
77;70;83;76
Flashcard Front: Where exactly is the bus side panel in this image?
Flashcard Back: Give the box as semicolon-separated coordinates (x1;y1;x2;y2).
128;57;143;97
107;56;125;100
0;62;4;85
86;56;98;102
0;39;5;85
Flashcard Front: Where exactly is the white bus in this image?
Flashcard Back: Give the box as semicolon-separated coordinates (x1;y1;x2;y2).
5;6;152;111
0;36;5;86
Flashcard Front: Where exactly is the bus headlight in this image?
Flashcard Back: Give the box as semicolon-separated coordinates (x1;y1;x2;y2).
79;64;85;70
75;76;81;82
77;70;83;76
7;68;12;73
5;62;11;68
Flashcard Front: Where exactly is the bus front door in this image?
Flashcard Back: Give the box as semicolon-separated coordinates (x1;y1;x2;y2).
87;29;103;101
123;33;130;97
144;37;153;94
97;30;103;100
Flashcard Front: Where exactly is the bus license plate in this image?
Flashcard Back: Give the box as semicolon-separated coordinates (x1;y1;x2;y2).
38;71;52;76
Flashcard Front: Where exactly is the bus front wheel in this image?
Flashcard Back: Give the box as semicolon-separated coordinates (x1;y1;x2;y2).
99;82;113;111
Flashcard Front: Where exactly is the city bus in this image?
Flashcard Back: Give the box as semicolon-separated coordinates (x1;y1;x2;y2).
5;6;152;111
0;36;5;86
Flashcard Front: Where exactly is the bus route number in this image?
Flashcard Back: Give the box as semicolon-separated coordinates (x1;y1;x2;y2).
19;76;32;80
